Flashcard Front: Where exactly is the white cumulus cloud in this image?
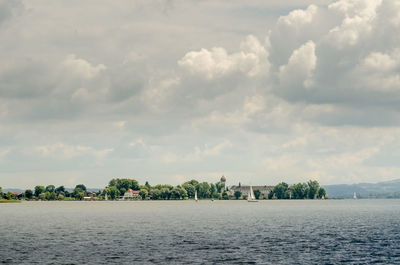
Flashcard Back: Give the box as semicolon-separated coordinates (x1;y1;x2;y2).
63;54;106;80
178;35;270;80
279;41;317;88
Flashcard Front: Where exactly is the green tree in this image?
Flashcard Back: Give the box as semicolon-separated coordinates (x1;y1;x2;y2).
222;191;229;200
171;186;187;200
179;187;188;199
160;188;171;200
144;181;151;191
285;189;292;199
150;189;161;200
108;178;139;194
210;183;219;199
182;183;195;198
307;180;320;199
73;187;85;199
317;187;326;199
154;184;173;190
198;182;211;199
75;184;87;191
254;189;261;200
34;186;45;197
268;191;273;199
49;192;56;200
272;182;289;199
139;189;148;200
105;186;120;200
75;192;84;200
25;189;33;199
38;193;46;200
0;187;3;198
57;194;65;200
215;182;225;193
55;186;65;194
45;185;55;193
185;179;199;187
170;187;180;200
5;192;12;200
234;190;242;200
291;183;307;199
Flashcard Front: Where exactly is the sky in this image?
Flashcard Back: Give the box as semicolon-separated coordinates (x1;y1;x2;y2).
1;0;400;189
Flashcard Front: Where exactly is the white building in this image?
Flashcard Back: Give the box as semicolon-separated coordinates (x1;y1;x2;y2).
229;184;274;198
123;189;140;200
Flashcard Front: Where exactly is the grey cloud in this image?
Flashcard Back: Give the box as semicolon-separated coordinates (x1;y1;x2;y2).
2;0;400;188
0;0;23;26
0;59;56;99
265;0;400;126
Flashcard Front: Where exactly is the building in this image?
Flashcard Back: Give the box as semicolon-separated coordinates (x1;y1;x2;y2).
87;192;97;197
83;192;98;201
123;189;140;200
10;192;19;200
220;175;226;191
229;184;274;198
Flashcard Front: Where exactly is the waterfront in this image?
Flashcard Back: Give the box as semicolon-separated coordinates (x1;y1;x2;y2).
1;200;400;264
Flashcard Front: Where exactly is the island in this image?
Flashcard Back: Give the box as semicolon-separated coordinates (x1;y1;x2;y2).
0;176;326;201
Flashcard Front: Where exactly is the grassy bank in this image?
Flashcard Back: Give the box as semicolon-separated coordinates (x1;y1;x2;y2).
0;199;21;203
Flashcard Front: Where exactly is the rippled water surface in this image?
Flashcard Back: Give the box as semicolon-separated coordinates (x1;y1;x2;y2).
1;200;400;264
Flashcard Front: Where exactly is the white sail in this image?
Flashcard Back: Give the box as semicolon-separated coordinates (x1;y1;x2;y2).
248;185;257;202
250;186;255;200
353;192;357;199
195;190;198;201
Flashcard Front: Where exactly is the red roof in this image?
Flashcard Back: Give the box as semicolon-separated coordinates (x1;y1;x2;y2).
126;189;140;194
11;192;19;195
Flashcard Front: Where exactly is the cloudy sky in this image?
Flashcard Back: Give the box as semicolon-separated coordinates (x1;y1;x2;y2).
1;0;400;188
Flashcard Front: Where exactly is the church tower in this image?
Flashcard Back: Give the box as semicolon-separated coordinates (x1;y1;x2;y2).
220;175;226;191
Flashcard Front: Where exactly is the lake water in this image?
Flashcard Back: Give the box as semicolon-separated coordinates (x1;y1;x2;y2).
1;200;400;264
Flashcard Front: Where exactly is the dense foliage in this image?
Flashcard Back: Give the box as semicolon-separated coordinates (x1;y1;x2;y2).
1;178;328;201
268;180;327;199
104;179;224;200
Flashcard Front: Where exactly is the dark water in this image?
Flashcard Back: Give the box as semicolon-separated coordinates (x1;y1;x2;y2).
1;200;400;264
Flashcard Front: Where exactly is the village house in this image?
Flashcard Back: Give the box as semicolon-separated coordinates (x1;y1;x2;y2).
229;183;274;198
123;189;140;200
10;192;20;200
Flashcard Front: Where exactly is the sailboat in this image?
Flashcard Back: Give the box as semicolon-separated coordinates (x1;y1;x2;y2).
195;190;198;202
353;192;357;200
248;185;258;202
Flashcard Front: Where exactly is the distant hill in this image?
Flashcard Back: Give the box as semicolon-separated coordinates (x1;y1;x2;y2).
2;188;25;194
323;179;400;199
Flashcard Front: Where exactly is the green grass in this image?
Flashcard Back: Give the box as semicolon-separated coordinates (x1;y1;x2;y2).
63;197;76;201
0;199;21;203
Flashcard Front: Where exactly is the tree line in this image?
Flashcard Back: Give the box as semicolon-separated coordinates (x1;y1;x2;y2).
0;184;101;201
268;180;326;199
104;178;228;200
0;179;326;201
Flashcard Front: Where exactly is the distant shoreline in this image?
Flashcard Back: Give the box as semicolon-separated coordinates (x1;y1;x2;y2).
1;178;327;201
0;199;21;203
6;198;400;204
